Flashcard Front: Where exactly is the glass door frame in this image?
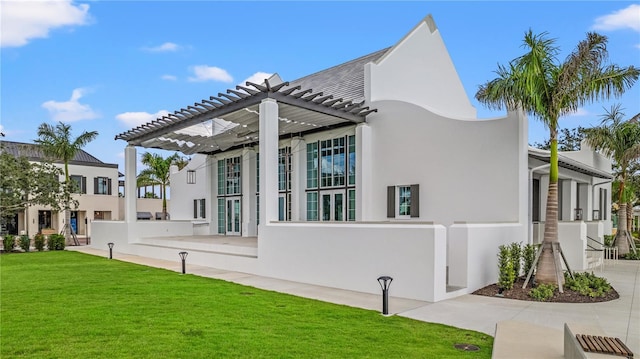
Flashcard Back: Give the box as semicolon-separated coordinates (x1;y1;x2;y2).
226;197;242;235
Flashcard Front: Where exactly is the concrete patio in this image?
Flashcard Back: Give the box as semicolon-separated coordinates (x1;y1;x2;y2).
68;246;639;358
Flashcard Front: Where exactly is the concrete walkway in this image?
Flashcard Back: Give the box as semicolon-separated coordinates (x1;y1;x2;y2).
68;247;639;357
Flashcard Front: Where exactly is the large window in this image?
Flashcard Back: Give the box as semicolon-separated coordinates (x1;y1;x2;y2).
306;135;356;221
94;177;112;195
70;175;86;194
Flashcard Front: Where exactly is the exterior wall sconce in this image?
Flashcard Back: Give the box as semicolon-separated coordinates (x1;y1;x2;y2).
574;208;583;221
592;210;600;221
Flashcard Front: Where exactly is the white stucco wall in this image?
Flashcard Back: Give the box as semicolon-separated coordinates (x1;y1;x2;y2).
366;100;527;227
365;15;476;119
448;223;524;291
558;222;587;271
169;154;210;221
258;222;447;302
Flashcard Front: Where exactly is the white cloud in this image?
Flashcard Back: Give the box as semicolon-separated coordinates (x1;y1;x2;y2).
161;74;177;81
116;110;169;128
42;88;99;122
188;65;233;83
142;42;180;52
1;0;91;48
592;4;640;32
241;72;274;86
567;108;590;117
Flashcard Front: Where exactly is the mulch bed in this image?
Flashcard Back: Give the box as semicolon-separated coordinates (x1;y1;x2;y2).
472;277;619;303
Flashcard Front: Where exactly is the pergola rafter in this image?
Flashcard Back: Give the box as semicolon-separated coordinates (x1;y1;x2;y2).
115;79;378;152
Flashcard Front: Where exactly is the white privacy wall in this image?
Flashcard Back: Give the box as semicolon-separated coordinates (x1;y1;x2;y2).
448;223;524;292
258;222;448;302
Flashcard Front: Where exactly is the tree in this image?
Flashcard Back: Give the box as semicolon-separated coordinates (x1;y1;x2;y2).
0;151;76;235
137;152;187;220
476;31;639;286
584;107;640;255
532;127;587;151
34;122;98;242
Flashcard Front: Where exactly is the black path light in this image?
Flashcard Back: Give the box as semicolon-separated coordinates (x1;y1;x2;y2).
107;242;114;259
179;251;188;274
377;276;393;315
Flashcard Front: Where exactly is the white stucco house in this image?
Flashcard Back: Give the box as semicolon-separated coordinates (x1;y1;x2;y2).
91;15;612;302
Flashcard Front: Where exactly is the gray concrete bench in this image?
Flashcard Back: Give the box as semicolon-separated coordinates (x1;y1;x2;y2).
564;323;633;359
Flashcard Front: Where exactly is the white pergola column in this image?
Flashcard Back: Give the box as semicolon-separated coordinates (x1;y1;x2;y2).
242;148;257;236
356;123;372;221
124;145;137;223
259;98;279;226
290;137;306;221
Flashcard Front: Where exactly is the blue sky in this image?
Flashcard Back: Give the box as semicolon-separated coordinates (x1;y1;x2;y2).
2;1;639;172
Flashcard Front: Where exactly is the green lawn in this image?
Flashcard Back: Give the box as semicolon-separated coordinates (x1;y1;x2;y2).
1;251;492;358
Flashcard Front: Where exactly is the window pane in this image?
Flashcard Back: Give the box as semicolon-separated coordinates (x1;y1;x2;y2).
334;193;343;221
217;198;225;234
322;194;331;221
399;186;411;216
306;192;318;221
321;140;332;187
348;189;356;221
217;160;224;195
187;170;196;184
226;157;241;195
306;143;318;189
70;175;82;194
333;138;345;186
348;135;356;186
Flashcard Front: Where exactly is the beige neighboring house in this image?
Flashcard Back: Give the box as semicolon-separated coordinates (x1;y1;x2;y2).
0;140;120;239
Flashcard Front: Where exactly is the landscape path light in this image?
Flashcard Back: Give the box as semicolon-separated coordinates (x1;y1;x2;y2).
377;276;393;315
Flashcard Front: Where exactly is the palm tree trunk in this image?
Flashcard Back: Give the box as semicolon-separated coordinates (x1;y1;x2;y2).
536;135;565;286
627;200;633;233
162;184;167;220
615;203;631;256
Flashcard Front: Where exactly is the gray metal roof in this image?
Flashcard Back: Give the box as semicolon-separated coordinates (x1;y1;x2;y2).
528;148;612;179
0;140;118;169
289;48;390;104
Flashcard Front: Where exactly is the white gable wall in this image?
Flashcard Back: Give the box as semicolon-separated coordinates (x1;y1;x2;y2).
365;15;476;119
367;100;527;227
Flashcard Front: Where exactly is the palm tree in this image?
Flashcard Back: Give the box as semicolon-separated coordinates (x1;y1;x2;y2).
137;152;187;220
584;107;640;255
475;31;639;286
35;122;98;242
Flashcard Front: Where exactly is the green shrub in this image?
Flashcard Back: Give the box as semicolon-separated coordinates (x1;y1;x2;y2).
34;234;46;251
47;234;65;251
509;242;522;277
529;283;556;301
3;234;16;252
603;234;614;247
623;251;640;260
498;244;516;290
565;272;612;298
19;235;30;252
522;244;536;277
